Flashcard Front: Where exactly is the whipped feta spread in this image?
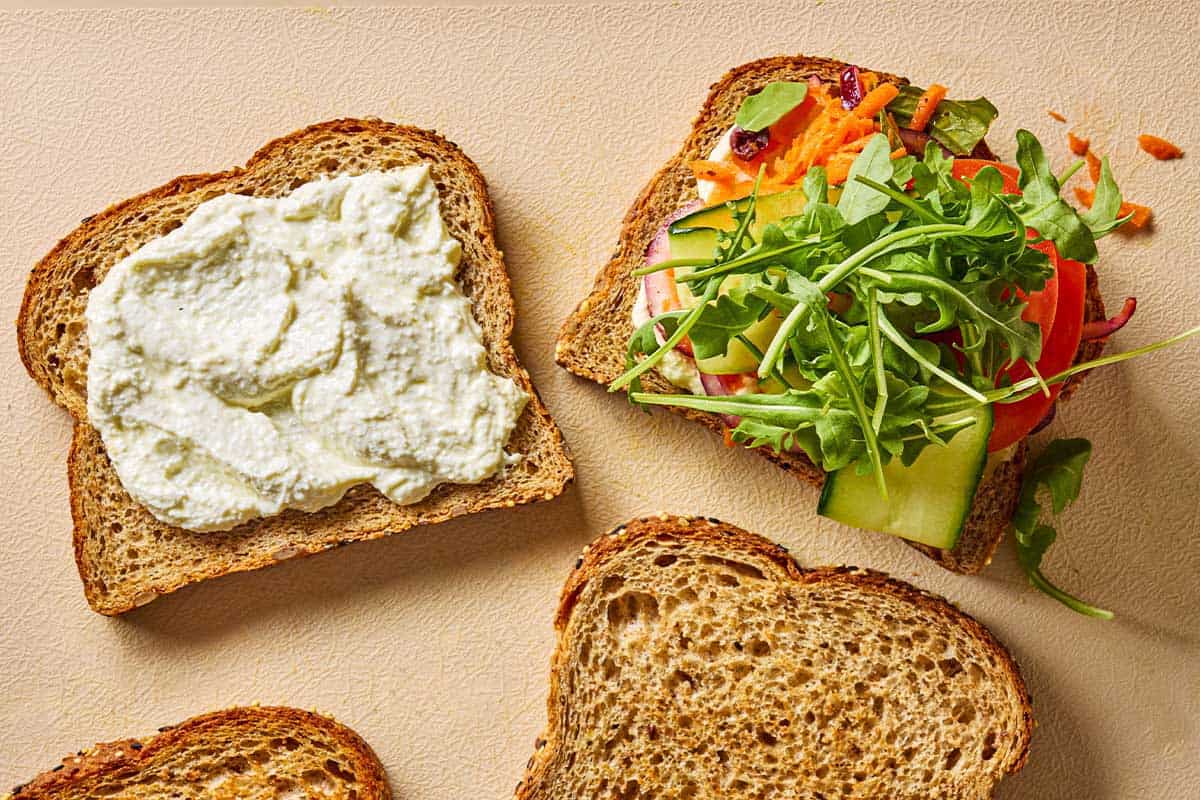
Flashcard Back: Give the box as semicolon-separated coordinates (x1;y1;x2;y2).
631;279;705;395
86;166;527;532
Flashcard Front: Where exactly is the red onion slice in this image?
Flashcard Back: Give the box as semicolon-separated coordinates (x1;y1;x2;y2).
1080;297;1136;340
644;201;704;355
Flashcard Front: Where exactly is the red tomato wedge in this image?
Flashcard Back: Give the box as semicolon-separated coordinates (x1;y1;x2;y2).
950;160;1087;451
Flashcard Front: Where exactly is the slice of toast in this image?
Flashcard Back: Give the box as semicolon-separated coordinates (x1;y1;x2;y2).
17;118;573;614
6;706;390;800
516;515;1033;800
555;55;1105;574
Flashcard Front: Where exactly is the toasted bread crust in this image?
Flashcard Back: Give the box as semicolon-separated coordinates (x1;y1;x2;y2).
9;706;391;800
516;515;1034;799
555;55;1106;574
18;119;573;614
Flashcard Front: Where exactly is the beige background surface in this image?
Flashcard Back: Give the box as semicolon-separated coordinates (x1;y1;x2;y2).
0;3;1197;798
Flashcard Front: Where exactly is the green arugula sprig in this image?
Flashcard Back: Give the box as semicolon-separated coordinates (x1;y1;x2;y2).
1012;438;1113;619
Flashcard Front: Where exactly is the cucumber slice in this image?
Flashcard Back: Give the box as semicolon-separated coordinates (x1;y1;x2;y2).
816;406;993;549
669;188;808;236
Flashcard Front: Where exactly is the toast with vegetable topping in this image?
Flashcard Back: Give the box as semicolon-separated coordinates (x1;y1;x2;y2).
18;118;573;615
556;54;1192;599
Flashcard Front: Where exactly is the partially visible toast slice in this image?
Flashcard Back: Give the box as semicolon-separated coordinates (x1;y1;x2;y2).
516;515;1033;800
7;706;390;800
17;119;573;614
555;55;1105;574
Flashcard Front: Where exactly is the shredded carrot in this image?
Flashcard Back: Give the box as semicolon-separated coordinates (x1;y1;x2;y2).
1048;110;1067;123
1138;133;1183;160
890;147;908;160
722;427;737;448
1074;187;1153;229
1084;150;1102;184
1067;131;1090;156
708;180;755;205
907;84;948;131
690;159;741;183
854;83;901;120
825;153;857;184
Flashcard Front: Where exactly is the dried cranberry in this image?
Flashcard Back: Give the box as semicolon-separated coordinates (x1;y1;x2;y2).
730;126;770;160
840;65;865;110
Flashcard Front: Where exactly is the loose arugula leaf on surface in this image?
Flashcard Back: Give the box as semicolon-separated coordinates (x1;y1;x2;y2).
736;81;809;132
837;134;894;225
1011;438;1113;619
887;86;998;155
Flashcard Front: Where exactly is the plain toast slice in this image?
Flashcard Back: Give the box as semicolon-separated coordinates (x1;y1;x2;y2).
555;55;1105;574
7;706;390;800
516;515;1033;800
17;119;573;614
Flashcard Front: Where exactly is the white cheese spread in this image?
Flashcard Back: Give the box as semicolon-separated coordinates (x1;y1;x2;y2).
86;166;527;532
631;278;706;395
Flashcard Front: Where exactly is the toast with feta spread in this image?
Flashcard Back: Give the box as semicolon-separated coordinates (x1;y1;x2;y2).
515;515;1032;800
18;118;573;614
5;706;390;800
555;55;1107;575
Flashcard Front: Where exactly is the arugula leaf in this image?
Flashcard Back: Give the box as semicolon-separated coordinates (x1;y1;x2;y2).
1011;438;1113;619
802;165;829;205
736;81;809;132
688;290;767;359
837;135;894;225
887;86;998;155
1079;155;1130;238
623;311;685;395
1012;129;1099;263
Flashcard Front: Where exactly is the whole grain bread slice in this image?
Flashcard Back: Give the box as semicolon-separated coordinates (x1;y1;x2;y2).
6;706;390;800
17;118;573;615
516;515;1033;800
555;55;1105;574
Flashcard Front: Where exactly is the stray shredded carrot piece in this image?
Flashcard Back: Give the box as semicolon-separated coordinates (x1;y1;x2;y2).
1067;131;1090;156
890;147;908;160
722;427;737;448
1048;110;1067;122
1138;133;1183;160
907;84;948;131
690;159;741;183
1074;187;1153;229
854;83;900;120
1086;151;1102;183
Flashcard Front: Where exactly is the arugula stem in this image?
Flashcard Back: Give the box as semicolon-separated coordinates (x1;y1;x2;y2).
876;312;989;402
1056;159;1085;185
629;392;826;424
817;224;969;293
633;257;712;277
866;288;888;434
1026;568;1114;619
853;176;945;225
609;282;719;392
676;236;822;283
814;310;888;499
736;335;796;389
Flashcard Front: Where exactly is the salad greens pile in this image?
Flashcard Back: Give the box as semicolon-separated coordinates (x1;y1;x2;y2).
612;129;1152;497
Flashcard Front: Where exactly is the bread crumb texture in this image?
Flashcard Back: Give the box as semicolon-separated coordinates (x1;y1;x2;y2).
518;516;1032;800
9;707;391;800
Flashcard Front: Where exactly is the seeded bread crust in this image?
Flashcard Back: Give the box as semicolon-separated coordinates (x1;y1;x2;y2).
516;515;1033;800
7;706;390;800
17;118;573;614
555;55;1106;574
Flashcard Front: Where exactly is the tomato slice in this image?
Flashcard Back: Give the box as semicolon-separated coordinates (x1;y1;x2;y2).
950;159;1086;451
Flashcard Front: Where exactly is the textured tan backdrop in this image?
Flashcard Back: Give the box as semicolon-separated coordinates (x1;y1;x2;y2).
1;4;1197;798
